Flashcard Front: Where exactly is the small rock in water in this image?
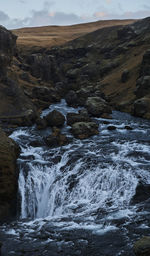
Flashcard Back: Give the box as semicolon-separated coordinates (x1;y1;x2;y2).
124;125;133;130
107;125;116;131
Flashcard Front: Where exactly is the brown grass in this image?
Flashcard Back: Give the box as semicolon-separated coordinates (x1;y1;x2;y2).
12;19;136;51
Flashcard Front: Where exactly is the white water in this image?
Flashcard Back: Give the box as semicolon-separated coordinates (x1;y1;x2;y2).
9;102;150;233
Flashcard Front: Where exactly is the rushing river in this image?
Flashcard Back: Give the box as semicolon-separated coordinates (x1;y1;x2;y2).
0;100;150;256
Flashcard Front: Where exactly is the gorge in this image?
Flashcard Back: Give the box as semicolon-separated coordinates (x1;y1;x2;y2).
0;17;150;256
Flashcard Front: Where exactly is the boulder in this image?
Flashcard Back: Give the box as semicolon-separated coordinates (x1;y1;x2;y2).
45;110;65;127
86;97;112;117
45;127;69;147
0;128;20;220
71;121;99;139
134;97;150;118
134;237;150;256
135;76;150;98
67;111;90;126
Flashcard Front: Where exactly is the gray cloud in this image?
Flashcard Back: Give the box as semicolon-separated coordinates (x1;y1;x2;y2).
0;1;150;30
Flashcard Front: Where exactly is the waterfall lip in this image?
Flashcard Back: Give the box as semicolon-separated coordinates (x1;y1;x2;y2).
4;103;150;244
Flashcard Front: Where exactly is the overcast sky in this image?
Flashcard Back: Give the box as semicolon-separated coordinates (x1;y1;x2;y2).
0;0;150;29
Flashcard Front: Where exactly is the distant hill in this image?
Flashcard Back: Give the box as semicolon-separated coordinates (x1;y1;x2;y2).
12;19;136;53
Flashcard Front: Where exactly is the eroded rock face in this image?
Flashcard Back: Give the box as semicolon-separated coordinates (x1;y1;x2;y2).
134;237;150;256
0;25;17;78
135;76;150;98
0;128;20;220
134;97;150;118
71;121;99;139
86;97;112;117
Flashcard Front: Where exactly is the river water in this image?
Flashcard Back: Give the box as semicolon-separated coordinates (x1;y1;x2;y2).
0;100;150;256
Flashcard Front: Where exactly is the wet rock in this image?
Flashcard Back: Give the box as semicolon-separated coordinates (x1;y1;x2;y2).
67;112;90;126
45;110;65;127
86;96;112;117
45;127;69;147
107;126;116;131
0;128;20;220
124;125;133;130
71;121;99;139
134;236;150;256
131;182;150;204
121;69;130;83
0;25;17;79
35;117;47;130
65;90;79;107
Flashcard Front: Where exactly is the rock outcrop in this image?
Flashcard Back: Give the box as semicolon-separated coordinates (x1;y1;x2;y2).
0;128;20;220
0;26;37;127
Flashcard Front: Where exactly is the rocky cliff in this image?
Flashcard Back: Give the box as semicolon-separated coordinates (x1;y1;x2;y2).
0;25;37;128
11;17;150;121
0;128;20;220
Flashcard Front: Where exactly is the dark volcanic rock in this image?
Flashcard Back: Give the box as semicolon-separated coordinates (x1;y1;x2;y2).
135;76;150;98
0;128;20;220
32;86;60;103
131;182;150;204
117;26;137;41
0;25;17;79
86;97;112;117
45;110;65;127
67;111;90;126
45;127;69;147
71;121;99;139
26;54;59;82
134;236;150;256
107;125;116;131
35;117;47;130
140;49;150;76
134;97;150;118
65;90;79;107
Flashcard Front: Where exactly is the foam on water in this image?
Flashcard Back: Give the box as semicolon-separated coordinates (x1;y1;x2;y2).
8;102;150;235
